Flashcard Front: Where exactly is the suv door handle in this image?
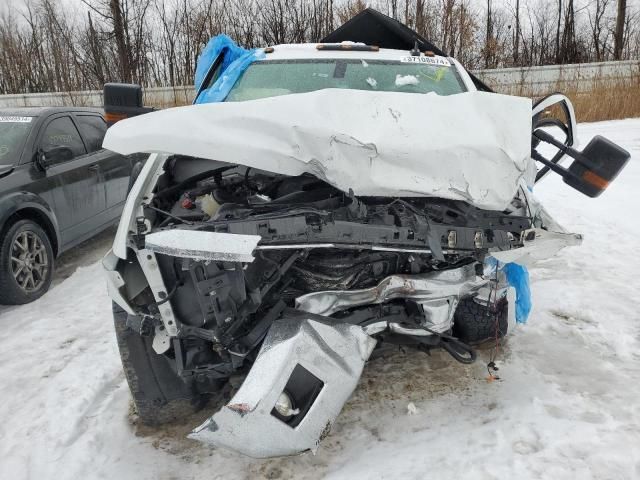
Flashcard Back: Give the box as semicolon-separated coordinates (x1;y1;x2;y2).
88;164;100;172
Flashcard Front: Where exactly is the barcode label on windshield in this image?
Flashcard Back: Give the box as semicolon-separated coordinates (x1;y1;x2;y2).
0;116;33;123
400;56;451;67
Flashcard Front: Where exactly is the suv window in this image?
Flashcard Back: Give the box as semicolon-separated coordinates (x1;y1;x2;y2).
75;114;107;153
0;116;33;165
40;116;86;159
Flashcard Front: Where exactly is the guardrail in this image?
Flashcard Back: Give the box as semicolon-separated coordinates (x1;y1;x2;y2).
0;59;638;108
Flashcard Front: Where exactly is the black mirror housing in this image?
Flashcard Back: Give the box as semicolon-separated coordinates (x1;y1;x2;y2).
564;135;631;197
532;129;630;198
41;146;73;168
103;83;154;126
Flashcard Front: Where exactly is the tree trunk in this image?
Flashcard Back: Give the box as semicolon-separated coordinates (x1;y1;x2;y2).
109;0;132;83
485;0;492;69
555;0;562;63
614;0;627;60
514;0;520;64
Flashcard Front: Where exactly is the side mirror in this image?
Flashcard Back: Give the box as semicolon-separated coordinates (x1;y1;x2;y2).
563;135;630;197
103;83;154;126
532;130;630;197
37;146;73;169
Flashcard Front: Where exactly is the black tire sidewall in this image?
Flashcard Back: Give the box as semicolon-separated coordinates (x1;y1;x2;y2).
453;297;508;344
0;219;54;304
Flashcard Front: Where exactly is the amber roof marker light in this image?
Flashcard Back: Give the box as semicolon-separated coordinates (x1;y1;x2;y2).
316;43;379;52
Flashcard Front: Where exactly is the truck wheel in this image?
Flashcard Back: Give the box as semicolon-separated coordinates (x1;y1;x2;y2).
452;297;508;344
0;219;54;304
113;302;206;426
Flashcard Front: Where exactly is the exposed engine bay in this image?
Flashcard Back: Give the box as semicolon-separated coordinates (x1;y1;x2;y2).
104;152;572;456
128;155;534;362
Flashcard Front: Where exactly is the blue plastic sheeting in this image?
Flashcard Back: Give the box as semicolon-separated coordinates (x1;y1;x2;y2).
484;258;532;324
194;34;264;104
503;262;532;323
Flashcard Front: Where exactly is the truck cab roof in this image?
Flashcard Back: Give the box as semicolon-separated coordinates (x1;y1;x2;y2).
258;43;451;63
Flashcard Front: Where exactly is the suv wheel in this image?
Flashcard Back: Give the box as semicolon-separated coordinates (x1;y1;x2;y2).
0;219;54;304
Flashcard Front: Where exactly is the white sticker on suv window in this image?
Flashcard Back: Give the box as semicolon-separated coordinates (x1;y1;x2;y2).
0;116;33;123
400;56;451;67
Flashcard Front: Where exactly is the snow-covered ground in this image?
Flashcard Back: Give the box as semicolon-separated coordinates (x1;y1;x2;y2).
1;119;639;480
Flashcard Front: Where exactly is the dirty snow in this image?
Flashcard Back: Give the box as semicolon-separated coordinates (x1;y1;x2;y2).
1;119;639;480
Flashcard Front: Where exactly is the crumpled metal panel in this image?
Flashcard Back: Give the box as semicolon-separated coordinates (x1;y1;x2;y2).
103;89;531;210
295;264;485;317
189;315;376;458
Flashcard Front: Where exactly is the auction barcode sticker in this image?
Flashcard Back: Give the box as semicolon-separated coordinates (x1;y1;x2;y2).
0;116;33;123
400;56;451;67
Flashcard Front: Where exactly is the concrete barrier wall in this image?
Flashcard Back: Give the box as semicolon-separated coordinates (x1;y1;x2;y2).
473;59;640;96
0;59;638;108
0;85;195;108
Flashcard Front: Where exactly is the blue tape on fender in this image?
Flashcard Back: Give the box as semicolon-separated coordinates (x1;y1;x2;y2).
194;34;264;104
503;262;532;323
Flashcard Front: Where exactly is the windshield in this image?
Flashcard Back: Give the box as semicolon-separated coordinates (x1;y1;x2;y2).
0;116;34;165
226;59;466;102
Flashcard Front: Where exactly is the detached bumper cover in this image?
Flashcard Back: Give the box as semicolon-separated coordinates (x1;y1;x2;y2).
189;315;376;458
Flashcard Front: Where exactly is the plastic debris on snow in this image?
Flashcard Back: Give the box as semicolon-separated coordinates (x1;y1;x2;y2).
194;34;265;104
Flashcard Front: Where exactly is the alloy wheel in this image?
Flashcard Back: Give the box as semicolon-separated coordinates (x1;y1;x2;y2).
10;230;49;292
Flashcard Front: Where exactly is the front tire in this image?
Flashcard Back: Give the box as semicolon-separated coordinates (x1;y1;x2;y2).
0;219;54;304
113;302;206;425
453;297;508;344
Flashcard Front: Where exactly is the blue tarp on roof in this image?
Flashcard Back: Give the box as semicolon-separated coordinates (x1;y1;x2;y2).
194;34;264;104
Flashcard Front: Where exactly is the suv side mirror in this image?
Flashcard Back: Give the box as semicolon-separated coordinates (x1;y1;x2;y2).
37;146;73;170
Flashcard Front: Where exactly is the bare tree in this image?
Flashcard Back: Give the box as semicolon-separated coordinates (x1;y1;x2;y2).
614;0;627;59
513;0;520;64
0;0;638;95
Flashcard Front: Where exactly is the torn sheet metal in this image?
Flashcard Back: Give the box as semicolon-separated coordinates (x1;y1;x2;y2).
295;264;485;317
144;230;260;262
190;315;376;458
490;228;582;265
103;89;532;210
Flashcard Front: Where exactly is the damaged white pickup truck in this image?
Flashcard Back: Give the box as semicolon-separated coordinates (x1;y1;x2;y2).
102;37;630;458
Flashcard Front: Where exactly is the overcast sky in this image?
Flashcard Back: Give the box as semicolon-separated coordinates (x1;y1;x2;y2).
1;0;638;25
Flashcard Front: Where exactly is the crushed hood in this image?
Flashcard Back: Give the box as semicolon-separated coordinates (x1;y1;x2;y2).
103;89;532;210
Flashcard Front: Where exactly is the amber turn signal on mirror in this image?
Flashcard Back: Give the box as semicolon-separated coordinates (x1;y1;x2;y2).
532;129;631;198
563;135;631;197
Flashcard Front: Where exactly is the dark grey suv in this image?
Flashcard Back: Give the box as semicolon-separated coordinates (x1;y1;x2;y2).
0;107;140;304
